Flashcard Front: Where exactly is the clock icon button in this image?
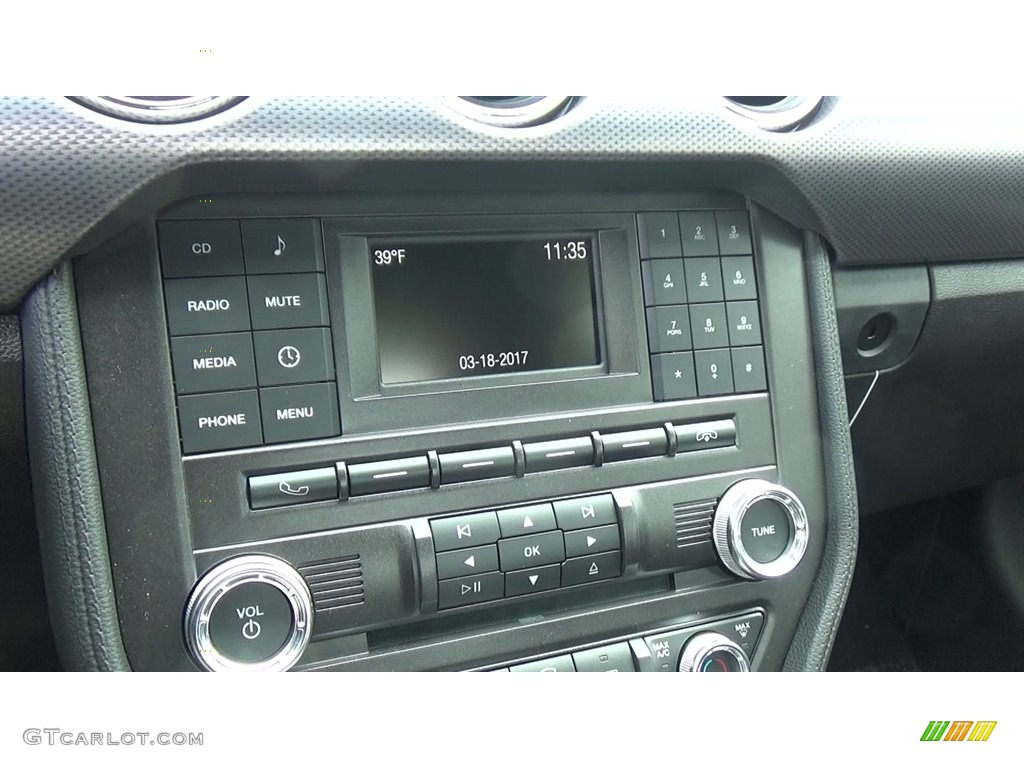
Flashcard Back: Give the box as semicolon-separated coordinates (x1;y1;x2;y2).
277;345;301;368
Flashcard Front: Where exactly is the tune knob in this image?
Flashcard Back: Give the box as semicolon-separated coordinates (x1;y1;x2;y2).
184;555;313;672
713;479;809;580
678;632;750;672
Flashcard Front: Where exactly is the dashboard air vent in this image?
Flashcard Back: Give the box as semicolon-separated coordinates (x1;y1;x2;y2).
298;555;365;612
723;96;824;131
68;96;246;124
445;96;576;128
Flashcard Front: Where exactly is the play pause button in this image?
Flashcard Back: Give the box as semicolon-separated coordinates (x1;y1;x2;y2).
505;564;561;597
437;572;504;609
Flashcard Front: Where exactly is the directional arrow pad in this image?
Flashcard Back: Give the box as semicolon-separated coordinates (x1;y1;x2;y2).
505;565;561;597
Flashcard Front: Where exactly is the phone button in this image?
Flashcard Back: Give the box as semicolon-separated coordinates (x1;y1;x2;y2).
248;467;338;510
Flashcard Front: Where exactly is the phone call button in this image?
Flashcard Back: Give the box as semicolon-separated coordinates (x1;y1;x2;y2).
248;467;339;510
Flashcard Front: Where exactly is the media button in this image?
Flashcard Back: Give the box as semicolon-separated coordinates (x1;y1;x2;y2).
247;273;330;330
177;390;262;454
258;383;340;444
242;218;325;274
170;332;256;394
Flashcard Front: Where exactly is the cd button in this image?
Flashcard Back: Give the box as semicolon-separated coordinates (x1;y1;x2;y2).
498;530;565;572
159;220;244;279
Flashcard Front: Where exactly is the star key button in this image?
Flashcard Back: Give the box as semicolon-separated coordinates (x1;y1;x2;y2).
651;352;697;401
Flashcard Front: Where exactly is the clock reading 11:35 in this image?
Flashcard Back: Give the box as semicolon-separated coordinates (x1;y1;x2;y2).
543;241;588;260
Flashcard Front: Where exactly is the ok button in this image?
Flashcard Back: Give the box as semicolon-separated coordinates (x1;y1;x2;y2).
498;531;566;572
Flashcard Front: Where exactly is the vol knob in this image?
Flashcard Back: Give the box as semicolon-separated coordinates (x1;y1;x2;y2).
184;554;313;672
713;479;809;580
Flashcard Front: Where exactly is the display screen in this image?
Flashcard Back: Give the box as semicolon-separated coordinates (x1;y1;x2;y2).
371;235;600;384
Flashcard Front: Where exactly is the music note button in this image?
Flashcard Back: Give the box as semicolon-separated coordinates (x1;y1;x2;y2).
242;218;324;274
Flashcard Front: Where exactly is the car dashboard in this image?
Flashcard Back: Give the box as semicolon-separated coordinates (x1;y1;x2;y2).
2;95;1022;673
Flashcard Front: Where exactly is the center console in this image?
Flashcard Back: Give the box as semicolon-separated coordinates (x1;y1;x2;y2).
71;190;828;672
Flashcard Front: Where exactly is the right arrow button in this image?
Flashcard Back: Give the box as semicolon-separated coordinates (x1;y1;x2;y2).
563;524;621;558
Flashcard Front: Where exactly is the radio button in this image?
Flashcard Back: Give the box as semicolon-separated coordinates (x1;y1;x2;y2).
678;211;720;257
431;511;500;552
689;303;729;350
646;305;692;353
349;456;430;495
562;550;622;586
242;218;325;274
437;571;504;609
553;494;617;530
252;327;334;387
639;212;682;259
651;351;697;401
438;446;515;484
564;524;620;558
159;220;244;279
642;258;687;306
164;276;250;336
170;332;256;394
522;437;595;473
177;390;262;454
248;467;338;510
247;273;330;330
498;530;565;572
436;544;499;580
602;427;669;461
497;503;557;536
259;383;340;445
674;419;737;453
694;349;735;397
505;564;561;597
716;210;753;255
